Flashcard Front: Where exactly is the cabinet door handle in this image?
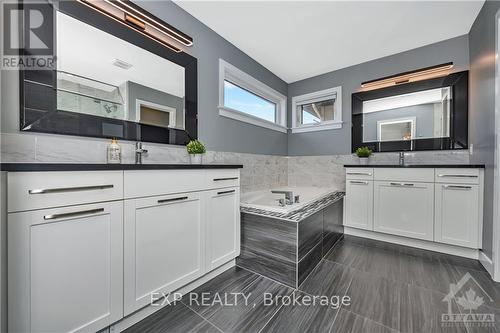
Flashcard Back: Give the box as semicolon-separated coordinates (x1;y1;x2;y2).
44;208;104;220
213;177;238;181
217;189;236;195
346;172;372;176
29;184;114;194
437;174;478;178
350;181;368;185
157;196;189;204
443;185;472;190
390;182;415;187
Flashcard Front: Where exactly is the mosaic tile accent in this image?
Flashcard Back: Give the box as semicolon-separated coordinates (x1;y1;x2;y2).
240;191;345;223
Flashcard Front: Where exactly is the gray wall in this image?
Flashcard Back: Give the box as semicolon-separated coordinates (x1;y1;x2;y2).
0;1;289;156
127;81;185;128
287;34;470;156
363;104;435;142
134;1;288;155
469;0;500;260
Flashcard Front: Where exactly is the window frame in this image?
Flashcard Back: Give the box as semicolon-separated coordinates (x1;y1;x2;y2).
218;59;287;133
291;86;343;133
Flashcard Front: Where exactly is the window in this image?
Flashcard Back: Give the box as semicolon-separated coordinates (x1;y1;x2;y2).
219;59;287;132
291;86;342;133
224;81;277;123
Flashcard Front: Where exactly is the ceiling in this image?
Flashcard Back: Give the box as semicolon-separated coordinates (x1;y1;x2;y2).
174;1;484;83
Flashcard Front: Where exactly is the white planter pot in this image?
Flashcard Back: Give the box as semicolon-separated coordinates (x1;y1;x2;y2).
190;154;203;164
358;157;370;165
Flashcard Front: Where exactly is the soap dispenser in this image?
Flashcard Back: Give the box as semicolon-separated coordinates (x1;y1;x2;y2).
107;137;121;164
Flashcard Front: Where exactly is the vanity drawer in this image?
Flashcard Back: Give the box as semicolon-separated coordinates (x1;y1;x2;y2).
374;168;434;182
124;170;206;199
435;168;480;184
206;169;240;189
345;168;374;180
8;171;123;213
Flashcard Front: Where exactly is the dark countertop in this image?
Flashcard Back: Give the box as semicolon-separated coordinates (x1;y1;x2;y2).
344;164;485;168
0;163;243;172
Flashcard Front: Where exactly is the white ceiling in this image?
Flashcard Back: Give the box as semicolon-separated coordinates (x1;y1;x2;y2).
174;1;484;83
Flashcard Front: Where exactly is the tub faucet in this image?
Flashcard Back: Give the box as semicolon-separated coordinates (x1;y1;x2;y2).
271;190;294;205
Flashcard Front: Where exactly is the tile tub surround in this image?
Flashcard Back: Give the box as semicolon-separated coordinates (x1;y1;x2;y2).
287;150;471;190
0;133;287;193
237;197;344;288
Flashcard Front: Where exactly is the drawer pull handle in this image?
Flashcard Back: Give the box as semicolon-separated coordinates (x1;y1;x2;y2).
29;184;114;194
217;189;236;195
443;185;472;190
346;172;372;176
350;181;368;185
437;174;478;178
157;196;189;204
213;177;238;181
44;208;104;220
390;182;415;187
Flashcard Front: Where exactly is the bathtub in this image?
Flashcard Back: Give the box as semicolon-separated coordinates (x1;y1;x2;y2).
240;186;338;213
238;186;345;287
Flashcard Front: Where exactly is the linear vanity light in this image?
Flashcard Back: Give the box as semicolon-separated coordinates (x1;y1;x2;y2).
78;0;193;52
360;62;454;91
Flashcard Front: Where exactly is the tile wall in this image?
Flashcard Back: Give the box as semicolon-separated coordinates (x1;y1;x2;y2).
1;132;471;192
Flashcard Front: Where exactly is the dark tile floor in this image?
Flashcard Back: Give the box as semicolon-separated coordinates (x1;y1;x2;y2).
125;236;500;333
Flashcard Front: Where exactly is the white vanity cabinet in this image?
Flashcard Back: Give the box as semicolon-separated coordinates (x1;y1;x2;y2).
6;167;242;333
122;169;241;315
434;169;482;248
344;167;484;254
373;181;434;241
205;187;240;270
344;168;373;230
7;172;124;333
124;192;205;314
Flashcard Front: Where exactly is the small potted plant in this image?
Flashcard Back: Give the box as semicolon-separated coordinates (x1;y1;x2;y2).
186;139;206;164
355;146;373;165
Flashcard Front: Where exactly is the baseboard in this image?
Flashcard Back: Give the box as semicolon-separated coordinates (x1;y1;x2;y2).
479;251;495;278
110;259;236;332
344;227;479;260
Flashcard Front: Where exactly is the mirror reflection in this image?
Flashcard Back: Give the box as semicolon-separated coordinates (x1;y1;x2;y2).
362;87;451;143
56;11;185;131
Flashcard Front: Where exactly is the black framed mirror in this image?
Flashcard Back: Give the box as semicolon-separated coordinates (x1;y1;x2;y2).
19;0;197;145
351;71;468;153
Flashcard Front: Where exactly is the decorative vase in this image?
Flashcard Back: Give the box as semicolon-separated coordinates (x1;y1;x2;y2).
358;157;369;165
190;154;203;164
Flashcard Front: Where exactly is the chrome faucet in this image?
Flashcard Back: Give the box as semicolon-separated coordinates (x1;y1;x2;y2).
271;190;294;205
135;142;148;164
399;151;405;166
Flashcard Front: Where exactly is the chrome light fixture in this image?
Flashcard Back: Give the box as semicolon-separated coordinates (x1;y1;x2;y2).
78;0;193;53
361;62;454;91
